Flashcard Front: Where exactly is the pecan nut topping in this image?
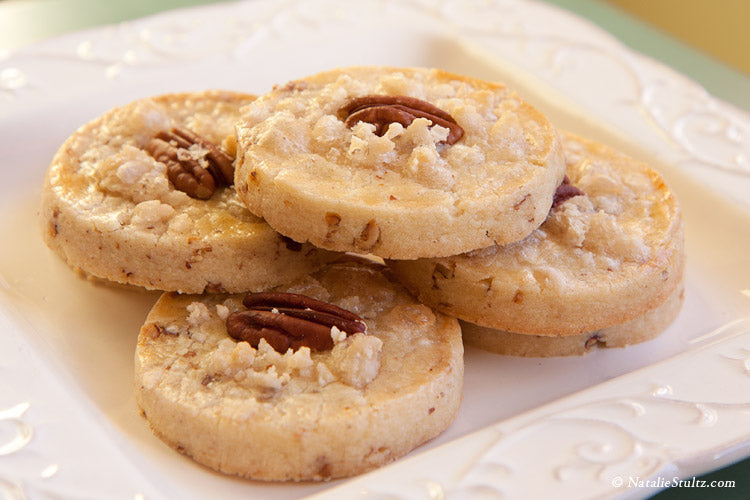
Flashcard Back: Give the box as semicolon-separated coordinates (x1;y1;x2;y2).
226;292;367;352
339;95;464;145
145;126;234;199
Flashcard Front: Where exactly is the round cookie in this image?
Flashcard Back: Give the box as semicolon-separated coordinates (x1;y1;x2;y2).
388;131;685;336
461;280;685;357
134;259;463;481
40;91;335;293
234;66;565;259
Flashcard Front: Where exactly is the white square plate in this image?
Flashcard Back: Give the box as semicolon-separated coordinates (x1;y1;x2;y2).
1;1;748;498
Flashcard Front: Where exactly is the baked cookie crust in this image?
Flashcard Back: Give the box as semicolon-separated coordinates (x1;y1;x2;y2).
461;280;684;357
235;66;565;259
40;91;335;293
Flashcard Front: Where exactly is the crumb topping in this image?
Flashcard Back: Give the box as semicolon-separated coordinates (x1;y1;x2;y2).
138;264;453;408
238;68;558;198
457;133;678;287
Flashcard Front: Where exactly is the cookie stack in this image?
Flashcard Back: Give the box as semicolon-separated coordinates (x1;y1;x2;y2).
39;66;684;481
232;66;684;357
387;130;685;356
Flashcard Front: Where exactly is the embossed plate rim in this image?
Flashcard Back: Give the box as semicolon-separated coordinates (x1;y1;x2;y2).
0;0;749;499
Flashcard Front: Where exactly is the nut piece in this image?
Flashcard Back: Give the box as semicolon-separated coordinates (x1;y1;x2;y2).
339;95;464;145
355;219;380;251
147;135;215;199
585;334;602;350
226;292;367;352
169;127;234;186
551;175;584;209
145;126;234;199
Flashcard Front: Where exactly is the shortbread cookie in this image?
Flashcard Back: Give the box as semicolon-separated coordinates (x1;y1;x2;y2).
41;91;334;293
235;66;565;259
388;131;685;336
134;259;463;481
462;280;684;357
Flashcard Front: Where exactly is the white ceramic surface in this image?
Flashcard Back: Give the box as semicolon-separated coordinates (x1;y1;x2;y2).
0;0;748;499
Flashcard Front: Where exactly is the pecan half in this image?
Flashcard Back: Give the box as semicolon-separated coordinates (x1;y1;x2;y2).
145;126;234;199
339;95;464;145
169;127;234;185
226;292;367;352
